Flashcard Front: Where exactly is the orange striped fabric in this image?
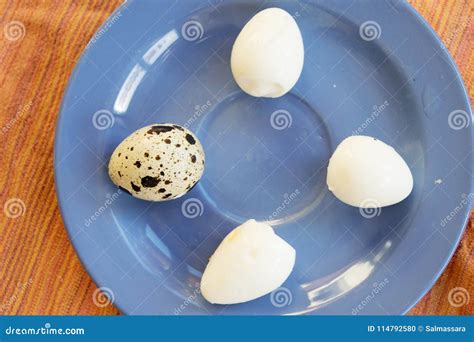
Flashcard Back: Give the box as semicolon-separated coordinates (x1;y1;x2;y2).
0;0;472;315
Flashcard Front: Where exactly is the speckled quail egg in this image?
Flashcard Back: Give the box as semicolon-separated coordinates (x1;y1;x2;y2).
108;124;205;201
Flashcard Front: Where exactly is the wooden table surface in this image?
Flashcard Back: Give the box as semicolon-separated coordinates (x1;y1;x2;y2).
0;0;472;315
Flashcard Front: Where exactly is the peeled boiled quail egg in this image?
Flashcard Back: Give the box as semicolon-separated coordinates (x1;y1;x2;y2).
108;124;205;201
327;135;414;208
231;8;304;98
201;219;295;305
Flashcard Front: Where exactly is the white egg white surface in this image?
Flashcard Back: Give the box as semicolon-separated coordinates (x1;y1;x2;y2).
231;8;304;98
200;219;295;305
108;124;205;201
327;135;414;208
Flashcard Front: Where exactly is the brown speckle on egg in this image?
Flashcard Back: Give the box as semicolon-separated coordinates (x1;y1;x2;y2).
147;125;174;135
185;134;196;145
131;182;141;192
141;176;160;188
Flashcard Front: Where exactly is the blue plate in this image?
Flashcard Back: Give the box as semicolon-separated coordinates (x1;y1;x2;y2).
54;0;473;315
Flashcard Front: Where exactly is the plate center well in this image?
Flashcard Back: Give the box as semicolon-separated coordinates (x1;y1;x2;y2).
197;92;332;224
